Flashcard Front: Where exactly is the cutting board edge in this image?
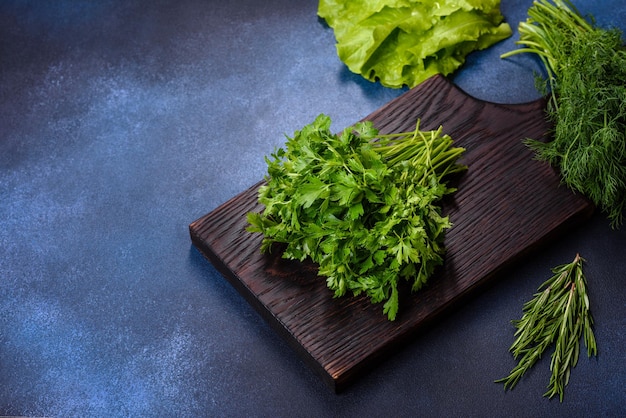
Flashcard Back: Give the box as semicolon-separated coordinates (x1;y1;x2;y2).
189;195;594;393
336;194;595;387
189;222;341;392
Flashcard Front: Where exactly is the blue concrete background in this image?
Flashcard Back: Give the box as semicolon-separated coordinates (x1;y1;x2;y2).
1;0;625;416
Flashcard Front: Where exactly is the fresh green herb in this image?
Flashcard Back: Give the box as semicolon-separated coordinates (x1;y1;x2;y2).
501;0;626;227
247;114;466;320
496;253;597;402
318;0;512;88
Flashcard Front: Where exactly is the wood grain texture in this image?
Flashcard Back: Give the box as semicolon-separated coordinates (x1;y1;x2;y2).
189;75;594;392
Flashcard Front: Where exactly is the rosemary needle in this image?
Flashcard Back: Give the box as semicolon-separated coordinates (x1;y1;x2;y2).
496;253;597;402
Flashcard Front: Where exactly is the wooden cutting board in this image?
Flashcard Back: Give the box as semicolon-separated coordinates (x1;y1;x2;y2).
189;74;594;392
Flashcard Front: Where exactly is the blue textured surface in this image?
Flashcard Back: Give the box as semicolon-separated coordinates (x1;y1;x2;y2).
1;0;625;416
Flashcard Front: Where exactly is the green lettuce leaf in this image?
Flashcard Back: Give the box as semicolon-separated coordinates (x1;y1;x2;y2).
318;0;512;88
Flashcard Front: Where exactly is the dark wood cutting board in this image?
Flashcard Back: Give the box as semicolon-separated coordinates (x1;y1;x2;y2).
189;74;594;392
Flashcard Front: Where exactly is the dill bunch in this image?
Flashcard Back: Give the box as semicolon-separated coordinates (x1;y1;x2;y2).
502;0;626;228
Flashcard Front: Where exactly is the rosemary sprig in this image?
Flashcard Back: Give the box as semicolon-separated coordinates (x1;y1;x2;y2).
496;253;597;402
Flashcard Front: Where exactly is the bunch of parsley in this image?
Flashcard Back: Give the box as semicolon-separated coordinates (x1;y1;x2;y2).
247;114;466;320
